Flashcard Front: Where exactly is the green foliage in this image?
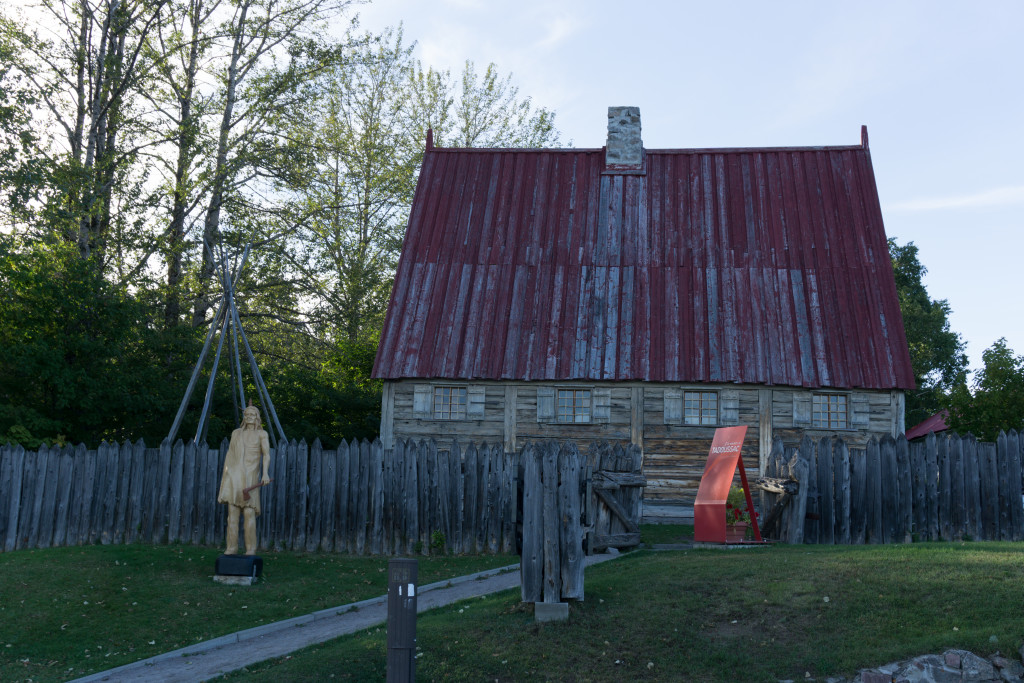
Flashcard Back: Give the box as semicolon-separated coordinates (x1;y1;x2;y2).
0;237;185;446
889;238;969;429
946;338;1024;441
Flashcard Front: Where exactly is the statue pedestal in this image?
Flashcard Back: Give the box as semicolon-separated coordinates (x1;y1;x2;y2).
214;554;263;585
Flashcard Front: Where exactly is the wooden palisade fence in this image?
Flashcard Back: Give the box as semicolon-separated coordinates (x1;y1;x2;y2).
0;438;518;555
761;430;1024;544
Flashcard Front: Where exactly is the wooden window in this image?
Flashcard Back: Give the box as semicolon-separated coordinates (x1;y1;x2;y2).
433;386;467;420
812;393;848;429
557;389;591;423
684;391;718;425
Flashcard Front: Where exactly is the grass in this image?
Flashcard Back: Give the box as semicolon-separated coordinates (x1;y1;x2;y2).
640;523;693;545
222;542;1024;683
0;544;516;682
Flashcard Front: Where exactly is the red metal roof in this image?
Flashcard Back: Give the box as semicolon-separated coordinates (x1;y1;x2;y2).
373;136;915;390
905;411;950;440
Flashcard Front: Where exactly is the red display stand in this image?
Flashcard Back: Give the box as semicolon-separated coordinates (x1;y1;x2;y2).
693;426;764;544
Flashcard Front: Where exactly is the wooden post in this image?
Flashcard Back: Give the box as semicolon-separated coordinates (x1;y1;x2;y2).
520;444;541;603
541;442;560;603
996;432;1012;541
925;434;940;541
865;438;882;544
895;436;913;543
880;436;899;544
962;435;981;540
849;446;867;545
818;437;834;545
1006;430;1023;541
836;439;851;544
785;439;811;544
559;442;584;601
979;442;999;540
938;435;952;540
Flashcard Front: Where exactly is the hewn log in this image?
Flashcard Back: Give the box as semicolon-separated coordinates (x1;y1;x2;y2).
541;442;560;603
520;444;541;603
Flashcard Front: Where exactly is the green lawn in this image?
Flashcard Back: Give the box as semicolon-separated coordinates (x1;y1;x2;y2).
0;545;516;682
224;542;1024;683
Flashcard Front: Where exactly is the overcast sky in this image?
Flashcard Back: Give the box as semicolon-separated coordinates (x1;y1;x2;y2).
355;0;1024;378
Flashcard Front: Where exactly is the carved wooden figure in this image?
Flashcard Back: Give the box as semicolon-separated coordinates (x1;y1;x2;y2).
217;405;271;555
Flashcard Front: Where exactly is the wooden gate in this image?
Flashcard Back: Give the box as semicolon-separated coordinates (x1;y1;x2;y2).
583;442;646;553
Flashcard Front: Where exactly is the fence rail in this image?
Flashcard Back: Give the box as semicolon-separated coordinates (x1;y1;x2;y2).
0;438;518;555
762;430;1024;544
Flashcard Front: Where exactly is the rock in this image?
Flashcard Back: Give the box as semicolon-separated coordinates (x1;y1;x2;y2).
991;654;1024;682
892;654;961;683
860;672;892;683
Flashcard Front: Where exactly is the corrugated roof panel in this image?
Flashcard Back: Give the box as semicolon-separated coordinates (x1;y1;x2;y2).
372;142;915;389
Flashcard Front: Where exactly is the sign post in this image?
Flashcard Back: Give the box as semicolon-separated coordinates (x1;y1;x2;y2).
693;426;763;544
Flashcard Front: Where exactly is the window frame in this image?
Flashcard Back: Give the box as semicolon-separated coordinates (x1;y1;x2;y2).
683;390;719;426
432;385;468;421
811;392;849;429
556;388;592;424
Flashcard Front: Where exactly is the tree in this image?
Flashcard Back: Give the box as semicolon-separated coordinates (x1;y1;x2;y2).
946;339;1024;441
888;238;968;429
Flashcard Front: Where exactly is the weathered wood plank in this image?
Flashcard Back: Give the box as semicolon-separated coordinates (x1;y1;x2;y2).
1006;430;1023;541
355;439;370;554
435;444;451;554
165;441;184;544
112;441;132;545
404;440;419;555
804;437;819;544
294;440;309;551
864;438;882;544
306;439;322;553
336;440;351;553
78;443;98;546
786;439;812;544
924;434;939;541
895;436;912;543
541;442;561;603
487;445;502;553
959;436;978;540
370;439;385;555
52;447;75;548
849;446;867;545
817;437;834;544
462;443;478;554
979;442;999;540
946;435;965;540
880;436;898;544
937;435;952;541
836;439;851;544
996;432;1012;541
520;444;541;602
25;447;49;549
318;442;336;552
559;442;584;600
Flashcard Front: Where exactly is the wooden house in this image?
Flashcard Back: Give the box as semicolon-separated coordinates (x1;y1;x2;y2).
372;107;915;519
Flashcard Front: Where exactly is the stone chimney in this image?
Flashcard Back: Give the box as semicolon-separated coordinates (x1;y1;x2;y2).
605;106;643;169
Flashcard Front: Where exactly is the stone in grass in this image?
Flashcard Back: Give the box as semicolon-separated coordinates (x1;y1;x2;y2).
989;654;1024;681
891;654;960;682
945;649;996;682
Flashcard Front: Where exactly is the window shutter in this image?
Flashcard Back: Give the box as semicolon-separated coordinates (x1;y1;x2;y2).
413;384;432;418
792;391;811;427
467;385;486;418
721;389;740;425
536;387;555;422
664;388;683;425
851;393;870;428
593;387;611;423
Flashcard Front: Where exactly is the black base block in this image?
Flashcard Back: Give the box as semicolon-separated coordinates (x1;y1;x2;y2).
216;554;263;578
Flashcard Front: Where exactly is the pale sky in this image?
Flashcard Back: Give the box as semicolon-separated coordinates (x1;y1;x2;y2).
355;0;1024;380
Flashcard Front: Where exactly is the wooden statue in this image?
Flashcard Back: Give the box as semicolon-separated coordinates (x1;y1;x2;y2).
218;404;271;555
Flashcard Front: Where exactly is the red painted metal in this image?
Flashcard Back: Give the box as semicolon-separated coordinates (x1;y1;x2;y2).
693;426;763;543
905;410;950;441
373;136;915;390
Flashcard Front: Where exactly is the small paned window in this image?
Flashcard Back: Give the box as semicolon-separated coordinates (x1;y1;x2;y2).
812;393;848;429
433;386;467;420
557;389;591;423
684;391;718;425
